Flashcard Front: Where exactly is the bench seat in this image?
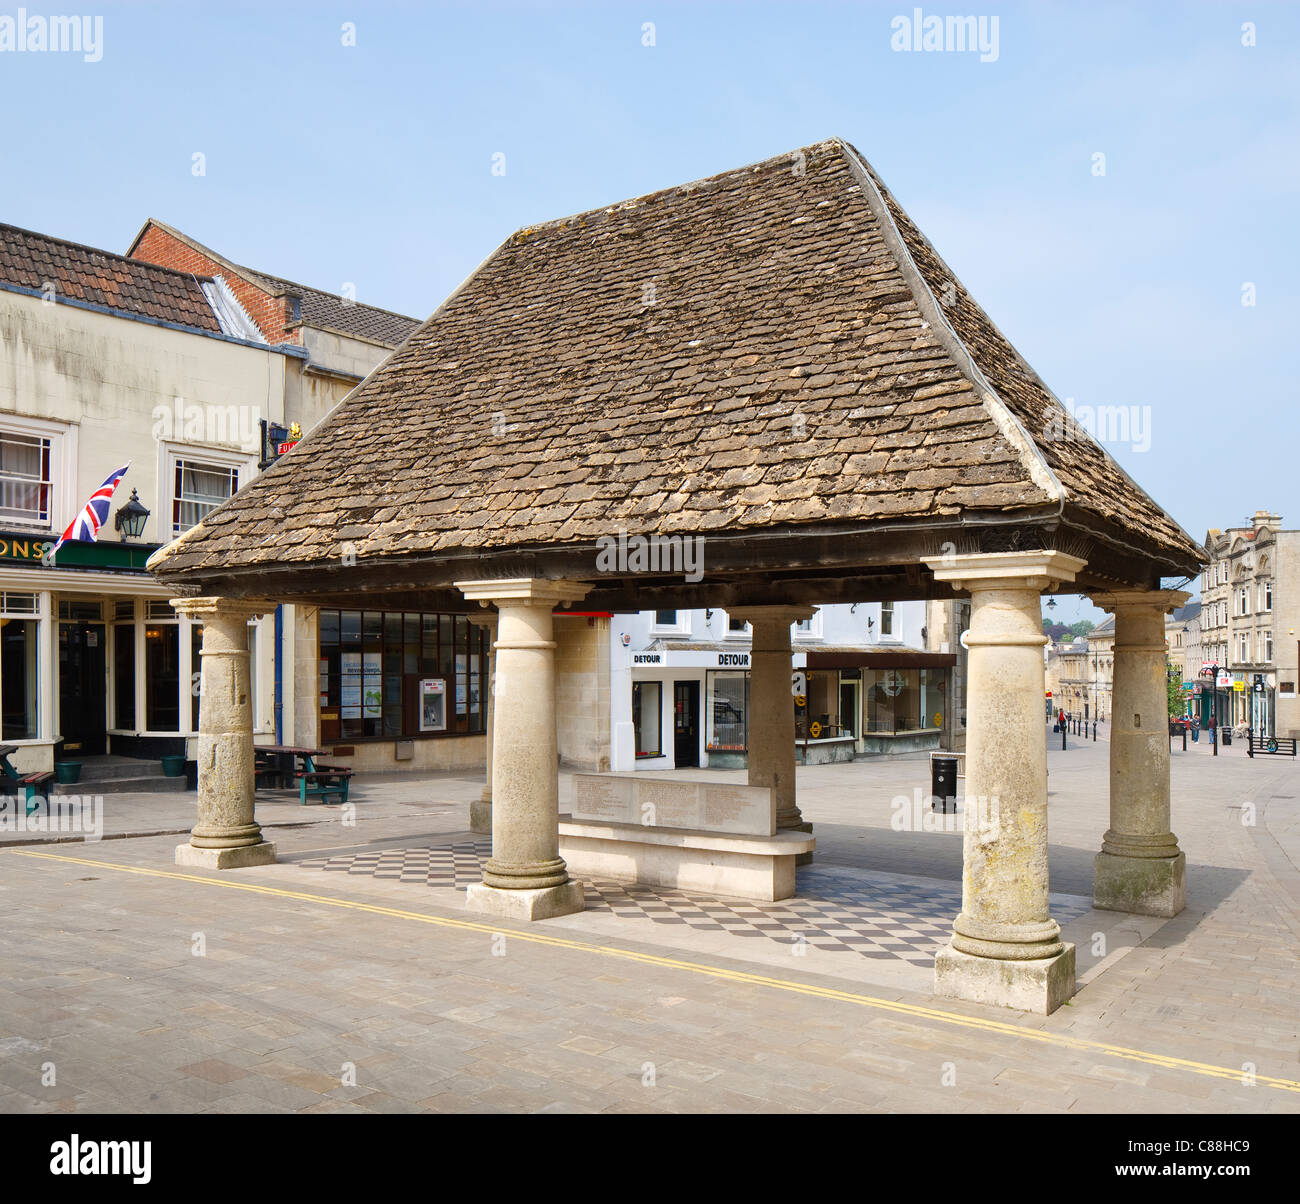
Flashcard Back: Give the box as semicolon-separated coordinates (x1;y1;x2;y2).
559;818;815;901
293;768;352;806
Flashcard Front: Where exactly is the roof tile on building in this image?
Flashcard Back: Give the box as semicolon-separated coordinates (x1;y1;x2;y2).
0;223;222;333
149;138;1205;580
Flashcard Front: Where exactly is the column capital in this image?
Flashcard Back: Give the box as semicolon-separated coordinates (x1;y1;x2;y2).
169;596;275;623
728;604;817;624
922;550;1087;593
455;578;591;608
465;610;499;632
1089;588;1191;615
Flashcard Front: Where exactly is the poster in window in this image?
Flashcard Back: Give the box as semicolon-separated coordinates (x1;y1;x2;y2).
363;651;382;719
420;679;447;732
340;652;362;716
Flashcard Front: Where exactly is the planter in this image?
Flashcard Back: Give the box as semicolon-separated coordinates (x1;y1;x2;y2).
54;761;82;785
160;754;187;777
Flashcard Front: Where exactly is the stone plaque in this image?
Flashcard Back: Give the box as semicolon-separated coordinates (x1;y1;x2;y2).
571;774;773;836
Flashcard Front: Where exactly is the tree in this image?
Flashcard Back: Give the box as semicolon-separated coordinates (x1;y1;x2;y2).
1068;620;1095;638
1166;664;1186;717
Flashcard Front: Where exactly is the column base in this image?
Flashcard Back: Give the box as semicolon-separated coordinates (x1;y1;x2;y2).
934;943;1076;1014
465;879;584;921
469;798;492;835
1094;849;1185;917
779;819;814;865
176;841;277;869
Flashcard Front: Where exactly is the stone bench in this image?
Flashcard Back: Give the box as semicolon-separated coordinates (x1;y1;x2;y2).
559;818;815;902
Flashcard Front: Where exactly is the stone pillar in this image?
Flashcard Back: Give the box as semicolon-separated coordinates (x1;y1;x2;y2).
923;551;1087;1014
455;578;590;921
730;606;815;841
1089;589;1190;917
466;611;497;835
171;597;277;869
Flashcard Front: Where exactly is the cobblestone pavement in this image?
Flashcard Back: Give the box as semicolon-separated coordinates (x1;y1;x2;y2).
0;735;1297;1113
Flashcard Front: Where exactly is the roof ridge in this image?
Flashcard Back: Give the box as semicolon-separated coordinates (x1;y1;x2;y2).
835;142;1067;509
257;271;421;322
130;219;418;324
511;137;850;239
1;221;217;286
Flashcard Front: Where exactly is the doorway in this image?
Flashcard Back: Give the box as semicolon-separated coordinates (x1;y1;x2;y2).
673;680;700;768
58;622;107;756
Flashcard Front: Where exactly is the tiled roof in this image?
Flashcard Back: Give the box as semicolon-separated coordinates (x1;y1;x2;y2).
0;223;221;333
149;138;1205;581
258;273;421;346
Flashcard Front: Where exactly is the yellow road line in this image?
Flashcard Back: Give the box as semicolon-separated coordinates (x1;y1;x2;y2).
8;846;1297;1095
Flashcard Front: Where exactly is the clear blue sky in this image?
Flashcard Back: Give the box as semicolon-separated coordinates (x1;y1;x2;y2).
3;1;1296;619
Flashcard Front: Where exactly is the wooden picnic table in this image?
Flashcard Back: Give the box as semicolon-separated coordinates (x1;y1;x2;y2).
254;745;352;805
0;744;54;812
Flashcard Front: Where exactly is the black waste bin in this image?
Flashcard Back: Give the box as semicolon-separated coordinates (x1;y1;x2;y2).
931;755;958;813
1222;727;1232;746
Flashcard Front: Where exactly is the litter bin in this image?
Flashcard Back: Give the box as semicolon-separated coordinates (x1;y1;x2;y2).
931;755;958;813
1221;728;1232;747
54;761;81;785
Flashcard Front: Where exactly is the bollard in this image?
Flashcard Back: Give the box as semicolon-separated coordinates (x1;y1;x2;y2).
1092;721;1097;741
1061;722;1067;750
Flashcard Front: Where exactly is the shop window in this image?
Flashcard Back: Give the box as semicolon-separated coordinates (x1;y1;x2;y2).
0;431;53;526
145;624;180;731
0;592;37;615
799;669;838;737
633;680;662;757
58;600;103;621
173;459;239;535
0;616;38;739
114;599;135;621
114;623;135;729
865;668;923;733
318;609;487;742
706;670;749;750
147;601;175;620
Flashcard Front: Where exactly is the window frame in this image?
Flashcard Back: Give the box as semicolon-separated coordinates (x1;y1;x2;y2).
0;414;75;533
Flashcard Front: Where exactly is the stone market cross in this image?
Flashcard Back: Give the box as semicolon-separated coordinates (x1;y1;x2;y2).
148;138;1204;1014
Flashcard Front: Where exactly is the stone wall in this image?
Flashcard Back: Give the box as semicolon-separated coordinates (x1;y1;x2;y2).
555;614;609;771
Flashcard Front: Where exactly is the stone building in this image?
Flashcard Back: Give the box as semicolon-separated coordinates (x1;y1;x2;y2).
612;599;967;771
148;138;1204;1013
1200;512;1298;736
0;220;416;774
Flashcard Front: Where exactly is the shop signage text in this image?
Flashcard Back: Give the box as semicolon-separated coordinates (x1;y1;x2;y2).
0;535;55;562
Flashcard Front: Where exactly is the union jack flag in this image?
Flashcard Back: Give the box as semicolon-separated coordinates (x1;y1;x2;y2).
48;464;130;561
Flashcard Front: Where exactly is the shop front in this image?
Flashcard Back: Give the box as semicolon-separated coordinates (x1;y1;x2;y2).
0;532;272;772
804;650;958;757
620;643;958;771
309;607;490;773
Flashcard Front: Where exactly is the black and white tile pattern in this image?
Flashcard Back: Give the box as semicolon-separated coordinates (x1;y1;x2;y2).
297;841;1090;966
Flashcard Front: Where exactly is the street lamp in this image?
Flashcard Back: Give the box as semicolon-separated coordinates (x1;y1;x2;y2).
113;489;151;540
1198;662;1225;757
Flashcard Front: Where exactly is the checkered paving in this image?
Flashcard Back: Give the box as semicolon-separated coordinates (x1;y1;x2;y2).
297;841;1090;966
